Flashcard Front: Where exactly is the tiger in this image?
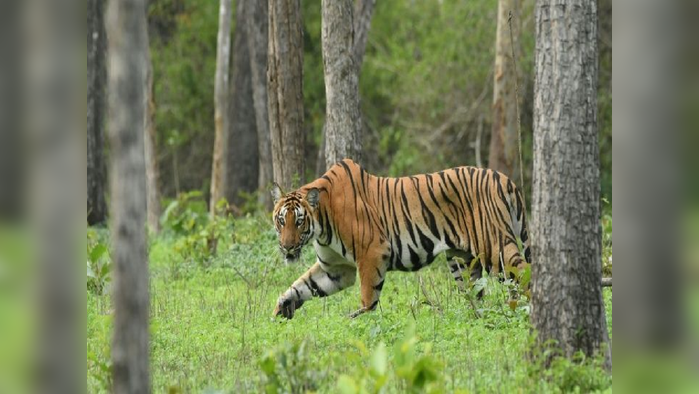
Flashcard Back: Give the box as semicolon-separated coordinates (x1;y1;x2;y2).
271;158;530;319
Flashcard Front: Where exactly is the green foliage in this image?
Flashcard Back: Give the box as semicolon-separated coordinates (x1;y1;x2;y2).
145;0;612;208
160;191;237;265
259;341;325;394
337;324;445;394
148;0;219;195
601;211;613;276
160;190;209;236
527;344;612;393
87;228;111;296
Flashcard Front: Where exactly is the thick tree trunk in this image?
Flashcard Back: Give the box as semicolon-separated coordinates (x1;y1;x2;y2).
27;0;82;391
316;0;374;175
322;0;363;169
613;0;683;351
246;0;273;210
488;0;520;177
226;0;259;207
105;0;151;392
268;0;305;190
87;0;108;225
210;0;232;215
530;0;611;370
144;45;160;233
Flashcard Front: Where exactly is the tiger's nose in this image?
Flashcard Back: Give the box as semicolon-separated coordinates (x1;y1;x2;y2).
281;244;294;253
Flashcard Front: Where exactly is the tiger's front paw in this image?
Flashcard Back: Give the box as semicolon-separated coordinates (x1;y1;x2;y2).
273;297;304;319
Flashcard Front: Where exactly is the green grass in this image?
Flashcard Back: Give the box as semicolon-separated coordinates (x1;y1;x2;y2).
87;213;613;393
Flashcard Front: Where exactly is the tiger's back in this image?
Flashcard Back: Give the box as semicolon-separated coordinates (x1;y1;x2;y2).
311;160;530;274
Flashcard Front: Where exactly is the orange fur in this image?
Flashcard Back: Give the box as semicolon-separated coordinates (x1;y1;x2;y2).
272;159;530;319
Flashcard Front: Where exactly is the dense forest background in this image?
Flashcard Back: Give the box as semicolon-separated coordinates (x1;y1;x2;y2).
146;0;612;206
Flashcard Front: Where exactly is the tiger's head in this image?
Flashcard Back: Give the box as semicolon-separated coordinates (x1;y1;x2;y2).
271;183;320;264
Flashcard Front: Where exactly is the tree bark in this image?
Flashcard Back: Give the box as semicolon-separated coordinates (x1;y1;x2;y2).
488;0;520;177
322;0;363;170
87;0;108;225
27;0;82;391
316;0;375;175
268;0;305;190
226;0;259;207
210;0;232;215
352;0;376;71
106;0;151;392
144;44;161;233
246;0;273;210
530;0;611;370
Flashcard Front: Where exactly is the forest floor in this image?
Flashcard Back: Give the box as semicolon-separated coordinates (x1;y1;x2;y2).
87;212;613;393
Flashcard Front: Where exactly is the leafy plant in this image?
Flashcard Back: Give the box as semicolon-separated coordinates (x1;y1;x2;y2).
259;340;325;394
87;229;111;296
601;212;613;276
527;338;612;393
160;190;209;236
337;324;447;394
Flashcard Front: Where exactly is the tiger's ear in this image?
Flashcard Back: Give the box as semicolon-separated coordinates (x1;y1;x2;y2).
305;188;320;209
271;182;283;203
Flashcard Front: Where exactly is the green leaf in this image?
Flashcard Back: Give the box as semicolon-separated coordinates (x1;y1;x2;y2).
337;375;358;394
89;243;108;263
370;343;387;377
259;354;276;376
472;278;488;295
87;261;96;279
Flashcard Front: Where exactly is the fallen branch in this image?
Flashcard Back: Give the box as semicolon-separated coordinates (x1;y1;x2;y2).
601;277;612;287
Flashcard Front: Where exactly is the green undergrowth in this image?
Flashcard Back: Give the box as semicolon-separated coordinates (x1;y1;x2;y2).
87;211;613;393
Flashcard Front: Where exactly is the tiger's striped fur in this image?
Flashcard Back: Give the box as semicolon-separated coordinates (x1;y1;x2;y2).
271;159;530;319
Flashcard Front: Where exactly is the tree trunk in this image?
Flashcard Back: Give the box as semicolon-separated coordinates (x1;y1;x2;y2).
87;0;108;225
210;0;232;215
268;0;305;190
144;44;161;233
105;0;151;392
322;0;362;169
530;0;611;370
352;0;376;71
226;0;259;207
316;0;375;175
27;0;82;391
488;0;520;177
246;0;273;210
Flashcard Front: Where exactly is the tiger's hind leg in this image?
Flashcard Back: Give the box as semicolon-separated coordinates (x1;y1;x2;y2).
446;249;484;299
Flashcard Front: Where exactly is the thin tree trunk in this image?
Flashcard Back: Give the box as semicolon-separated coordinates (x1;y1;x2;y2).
352;0;376;70
144;44;160;233
0;0;22;221
322;0;362;169
488;0;520;177
268;0;305;190
530;0;611;370
87;0;108;225
316;0;375;175
27;0;82;391
106;0;151;391
226;0;259;207
247;0;273;210
210;0;232;215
